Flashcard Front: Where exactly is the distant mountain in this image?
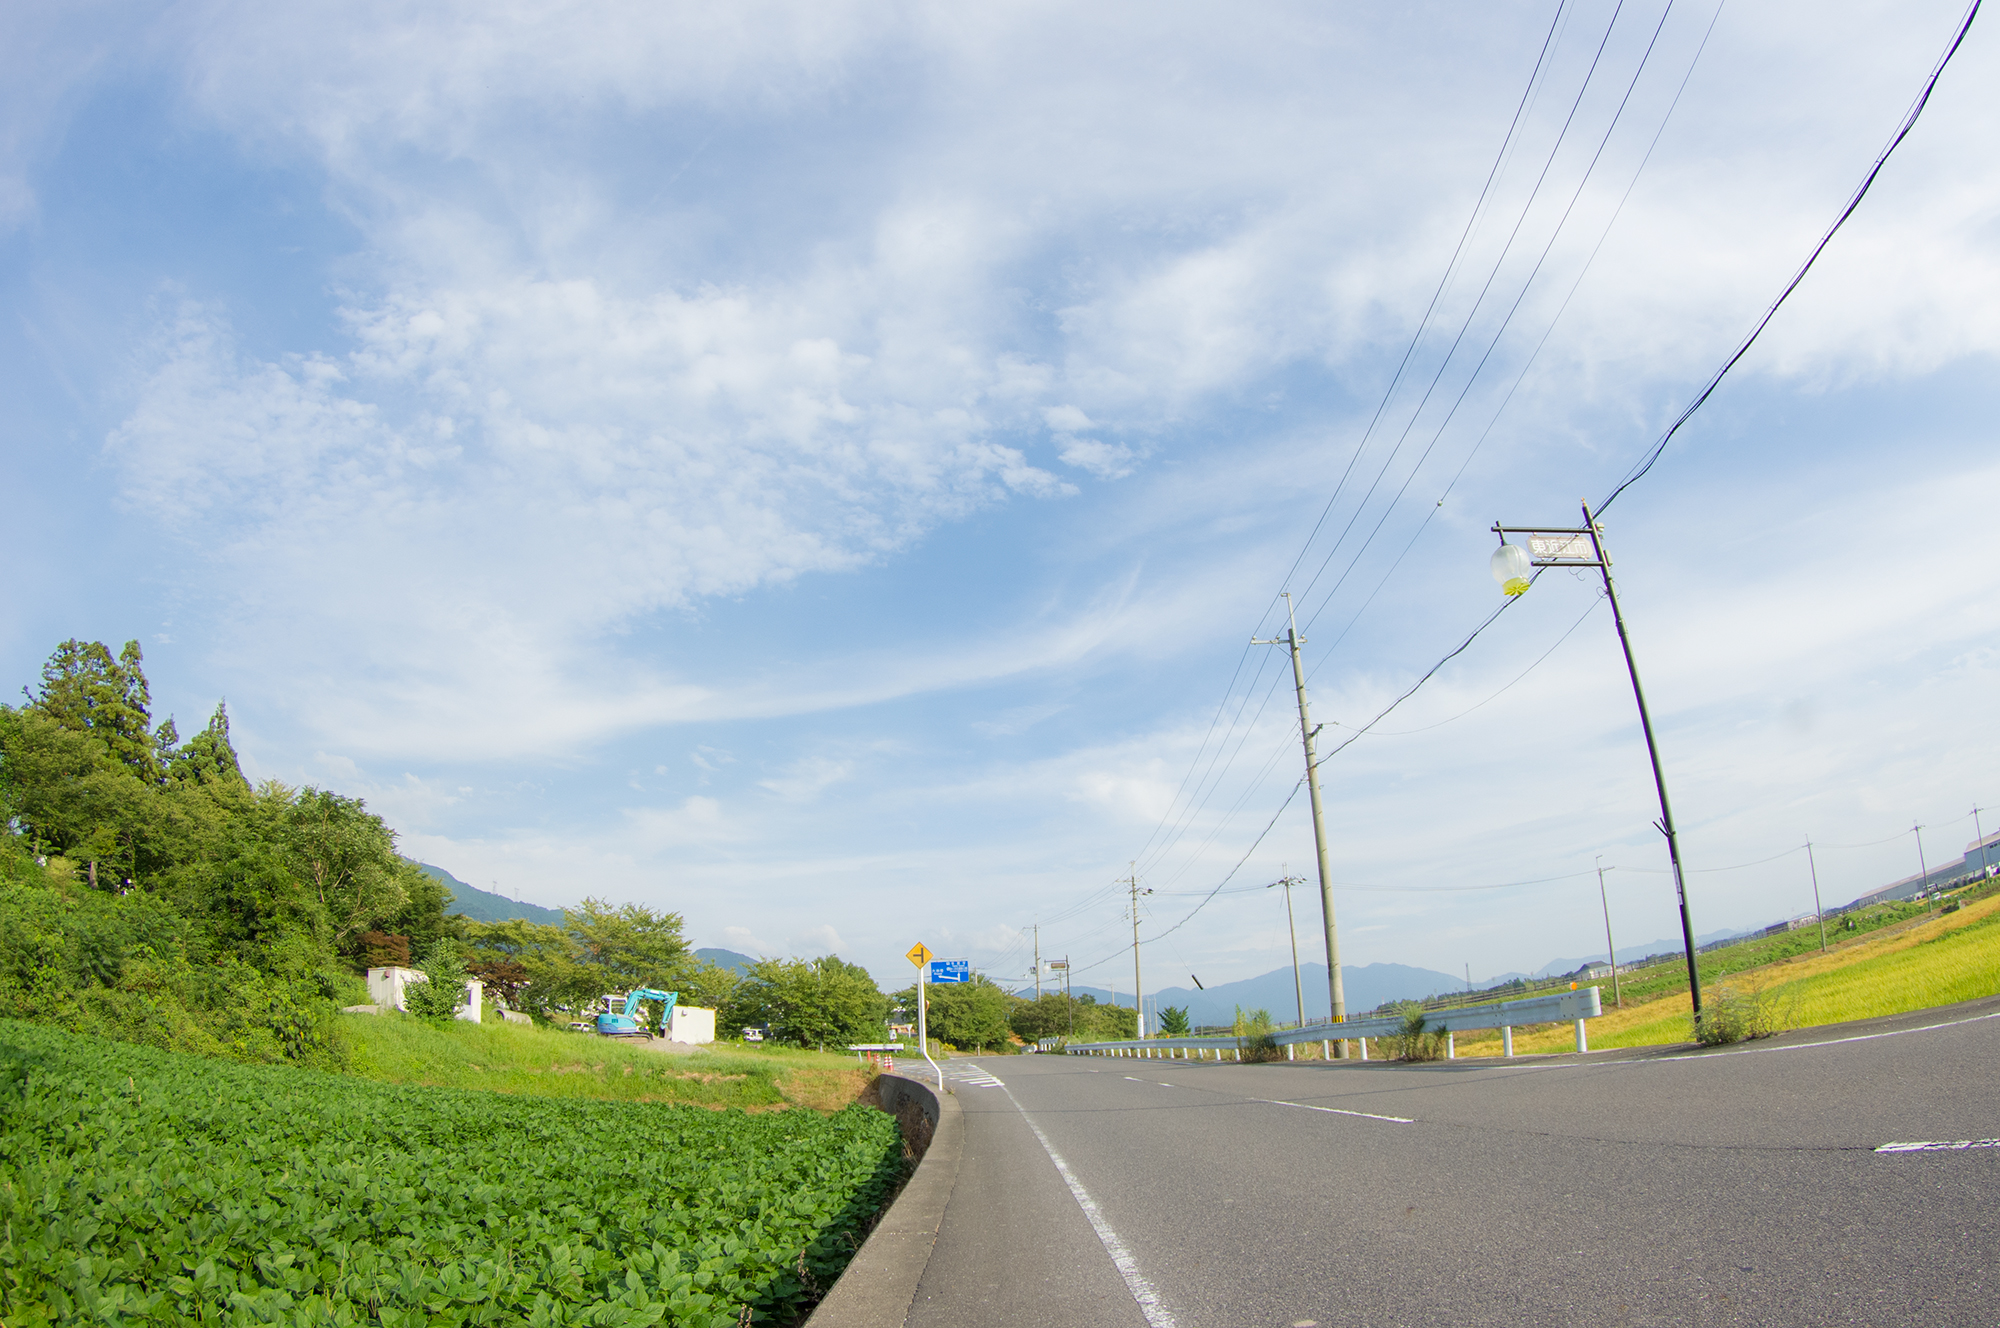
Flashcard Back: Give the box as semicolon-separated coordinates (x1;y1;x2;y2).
1059;961;1468;1028
695;947;758;975
1531;928;1749;979
418;863;565;926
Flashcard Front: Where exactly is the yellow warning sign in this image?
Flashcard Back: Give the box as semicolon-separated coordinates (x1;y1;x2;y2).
906;942;933;968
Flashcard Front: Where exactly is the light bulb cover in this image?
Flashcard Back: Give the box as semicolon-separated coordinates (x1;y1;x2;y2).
1490;543;1532;596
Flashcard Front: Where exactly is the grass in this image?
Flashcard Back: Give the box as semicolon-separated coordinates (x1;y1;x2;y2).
341;1012;875;1111
1446;887;2000;1057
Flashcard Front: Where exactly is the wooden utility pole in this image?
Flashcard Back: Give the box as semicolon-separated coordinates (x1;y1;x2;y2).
1255;593;1347;1053
1033;924;1042;999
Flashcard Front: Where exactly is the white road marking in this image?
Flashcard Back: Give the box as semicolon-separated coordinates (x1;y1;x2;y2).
1875;1138;2000;1153
1000;1083;1178;1328
1250;1096;1415;1124
947;1062;1005;1087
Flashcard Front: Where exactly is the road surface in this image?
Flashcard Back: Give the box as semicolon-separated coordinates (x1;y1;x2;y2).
904;997;1999;1327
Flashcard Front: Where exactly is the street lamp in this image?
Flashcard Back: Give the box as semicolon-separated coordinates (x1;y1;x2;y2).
1490;501;1705;1021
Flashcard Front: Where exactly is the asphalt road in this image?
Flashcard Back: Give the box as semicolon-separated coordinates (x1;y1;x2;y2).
903;997;2000;1328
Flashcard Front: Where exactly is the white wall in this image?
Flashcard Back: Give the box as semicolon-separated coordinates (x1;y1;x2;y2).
668;1006;717;1044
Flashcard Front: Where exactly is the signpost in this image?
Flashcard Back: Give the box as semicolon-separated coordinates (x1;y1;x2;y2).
928;958;970;984
907;943;942;1088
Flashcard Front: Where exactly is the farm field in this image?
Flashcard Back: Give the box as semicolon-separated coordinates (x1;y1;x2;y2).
0;1020;904;1326
1453;887;2000;1056
343;1013;875;1111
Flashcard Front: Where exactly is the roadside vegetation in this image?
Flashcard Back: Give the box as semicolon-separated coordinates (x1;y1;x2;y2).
345;1011;875;1111
1454;885;2000;1056
0;1019;901;1326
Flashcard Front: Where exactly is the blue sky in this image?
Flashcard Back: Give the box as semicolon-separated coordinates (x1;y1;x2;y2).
5;0;1997;999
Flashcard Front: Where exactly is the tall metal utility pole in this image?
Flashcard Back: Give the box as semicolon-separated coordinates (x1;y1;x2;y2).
1976;807;1992;879
1255;592;1348;1050
1493;503;1702;1019
1805;839;1829;952
1127;865;1148;1038
1033;924;1042;999
1274;871;1307;1028
1596;856;1622;1008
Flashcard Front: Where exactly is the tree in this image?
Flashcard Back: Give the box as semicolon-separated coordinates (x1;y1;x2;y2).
26;639;160;779
270;786;411;948
460;917;603;1019
566;897;690;990
402;938;469;1023
892;975;1014;1051
724;956;887;1049
1157;1005;1191;1036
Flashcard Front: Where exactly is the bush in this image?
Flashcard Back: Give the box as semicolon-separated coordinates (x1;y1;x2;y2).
1693;983;1788;1045
401;938;468;1024
1388;1003;1448;1061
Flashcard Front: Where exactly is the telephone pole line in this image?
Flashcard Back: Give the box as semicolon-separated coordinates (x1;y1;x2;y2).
1274;871;1307;1028
1254;592;1347;1052
1127;865;1149;1037
1596;856;1622;1008
1033;924;1042;999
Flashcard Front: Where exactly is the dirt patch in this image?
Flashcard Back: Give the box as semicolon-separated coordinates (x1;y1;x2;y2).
775;1065;874;1112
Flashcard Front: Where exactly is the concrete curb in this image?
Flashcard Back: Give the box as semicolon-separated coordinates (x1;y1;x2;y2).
804;1074;963;1328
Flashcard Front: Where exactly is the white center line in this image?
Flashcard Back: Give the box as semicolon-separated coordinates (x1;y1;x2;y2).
1875;1138;2000;1153
1251;1097;1415;1124
1000;1083;1178;1328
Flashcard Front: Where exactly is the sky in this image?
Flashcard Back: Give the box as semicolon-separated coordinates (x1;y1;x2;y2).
4;0;1997;1004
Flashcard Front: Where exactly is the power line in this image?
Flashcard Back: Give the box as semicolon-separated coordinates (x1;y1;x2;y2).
1599;0;1983;515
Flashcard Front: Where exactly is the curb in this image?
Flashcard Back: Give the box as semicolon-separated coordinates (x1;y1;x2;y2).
804;1074;963;1328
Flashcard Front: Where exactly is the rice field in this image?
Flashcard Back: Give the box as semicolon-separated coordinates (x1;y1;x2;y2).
1448;888;2000;1056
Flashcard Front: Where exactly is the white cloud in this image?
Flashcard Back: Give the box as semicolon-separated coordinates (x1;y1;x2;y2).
720;925;774;956
758;756;855;803
792;923;848;955
1057;437;1136;479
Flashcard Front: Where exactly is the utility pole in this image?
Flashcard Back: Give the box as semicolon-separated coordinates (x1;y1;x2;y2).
1976;807;1993;880
1492;504;1702;1019
1274;871;1306;1028
1033;924;1042;1000
1806;839;1828;953
1254;592;1348;1054
1596;856;1622;1008
1128;865;1149;1038
1914;822;1932;912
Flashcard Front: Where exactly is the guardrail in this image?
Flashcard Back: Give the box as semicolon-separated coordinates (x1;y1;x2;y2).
1063;986;1604;1061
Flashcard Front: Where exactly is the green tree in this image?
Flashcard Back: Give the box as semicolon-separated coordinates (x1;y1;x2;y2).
892;975;1014;1051
724;956;887;1049
402;938;469;1024
461;917;603;1020
272;786;411;949
567;897;691;989
1157;1005;1191;1036
26;639;161;779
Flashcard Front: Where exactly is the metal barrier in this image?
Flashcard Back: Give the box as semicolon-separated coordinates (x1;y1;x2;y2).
1063;986;1604;1061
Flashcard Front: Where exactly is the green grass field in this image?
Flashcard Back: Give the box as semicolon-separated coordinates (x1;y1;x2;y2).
341;1013;878;1111
1459;888;2000;1056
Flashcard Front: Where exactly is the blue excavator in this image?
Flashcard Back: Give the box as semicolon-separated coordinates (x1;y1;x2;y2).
596;988;678;1038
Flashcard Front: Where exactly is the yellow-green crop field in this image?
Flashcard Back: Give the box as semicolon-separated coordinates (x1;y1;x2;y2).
342;1013;877;1111
1450;888;2000;1056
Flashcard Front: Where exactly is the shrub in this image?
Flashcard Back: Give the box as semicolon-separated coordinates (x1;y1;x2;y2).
1388;1002;1448;1061
401;938;468;1024
1693;983;1789;1045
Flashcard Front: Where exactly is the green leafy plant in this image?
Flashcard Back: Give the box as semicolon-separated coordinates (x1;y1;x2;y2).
1157;1005;1191;1036
0;1020;902;1326
1388;1001;1448;1061
1693;983;1789;1046
401;937;469;1024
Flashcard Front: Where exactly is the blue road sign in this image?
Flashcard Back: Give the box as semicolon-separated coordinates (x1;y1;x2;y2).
928;958;970;984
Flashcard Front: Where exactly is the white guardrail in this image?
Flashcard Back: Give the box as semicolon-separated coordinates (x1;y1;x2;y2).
1061;986;1604;1061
